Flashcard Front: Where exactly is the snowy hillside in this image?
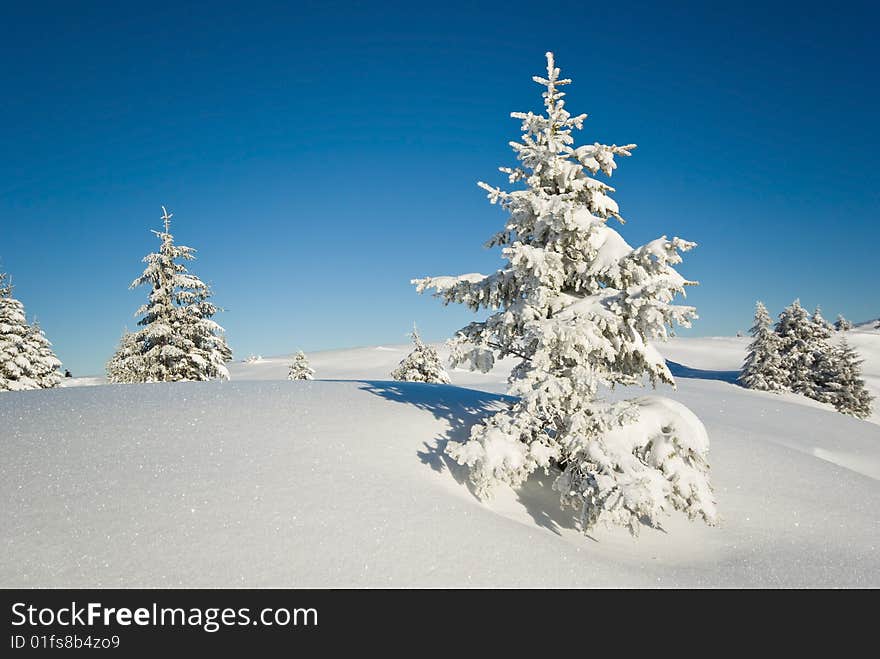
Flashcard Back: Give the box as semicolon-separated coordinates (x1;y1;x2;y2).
3;333;879;587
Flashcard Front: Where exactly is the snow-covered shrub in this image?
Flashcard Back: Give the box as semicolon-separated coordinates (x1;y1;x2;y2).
391;326;450;384
288;351;314;380
739;301;786;391
108;207;232;383
0;273;62;392
414;53;716;535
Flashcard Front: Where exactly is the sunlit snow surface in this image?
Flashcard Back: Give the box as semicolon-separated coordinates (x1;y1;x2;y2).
4;331;880;587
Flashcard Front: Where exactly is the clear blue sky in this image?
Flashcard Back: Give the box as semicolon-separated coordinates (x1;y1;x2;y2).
2;1;877;375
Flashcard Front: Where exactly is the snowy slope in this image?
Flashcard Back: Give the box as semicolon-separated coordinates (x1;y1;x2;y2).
2;335;879;587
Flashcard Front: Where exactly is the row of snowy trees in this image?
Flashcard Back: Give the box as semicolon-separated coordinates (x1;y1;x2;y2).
739;300;872;418
285;327;452;384
107;207;232;383
0;273;62;392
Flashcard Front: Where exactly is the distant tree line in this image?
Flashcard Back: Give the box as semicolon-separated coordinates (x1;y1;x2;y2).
739;301;872;418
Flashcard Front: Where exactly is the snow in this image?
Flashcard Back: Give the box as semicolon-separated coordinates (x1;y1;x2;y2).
2;332;879;587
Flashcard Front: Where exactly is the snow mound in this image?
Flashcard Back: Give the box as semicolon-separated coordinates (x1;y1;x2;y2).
2;377;878;587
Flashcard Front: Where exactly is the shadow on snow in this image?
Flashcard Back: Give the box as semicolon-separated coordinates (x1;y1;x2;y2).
666;360;740;385
357;380;587;537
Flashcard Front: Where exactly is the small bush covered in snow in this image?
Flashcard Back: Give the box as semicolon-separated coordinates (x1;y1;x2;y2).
414;53;716;536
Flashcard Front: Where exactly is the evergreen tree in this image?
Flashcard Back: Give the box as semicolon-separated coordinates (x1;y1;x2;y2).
27;320;63;389
821;339;873;418
106;330;144;384
774;299;815;394
738;301;785;391
391;325;451;384
811;307;833;336
414;53;716;535
802;307;834;400
111;207;231;382
834;314;852;332
288;351;314;380
0;273;62;392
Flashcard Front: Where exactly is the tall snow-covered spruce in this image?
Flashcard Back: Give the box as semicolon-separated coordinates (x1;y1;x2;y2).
413;53;716;535
774;299;815;395
107;207;231;383
0;273;62;392
288;351;315;381
739;301;785;391
391;325;451;384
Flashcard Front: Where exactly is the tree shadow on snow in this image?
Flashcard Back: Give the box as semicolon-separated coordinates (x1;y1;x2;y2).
666;360;740;385
358;380;585;537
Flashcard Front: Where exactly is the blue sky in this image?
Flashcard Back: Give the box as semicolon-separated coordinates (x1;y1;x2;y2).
1;1;877;375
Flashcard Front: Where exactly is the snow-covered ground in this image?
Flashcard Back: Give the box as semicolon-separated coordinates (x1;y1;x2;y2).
3;331;879;587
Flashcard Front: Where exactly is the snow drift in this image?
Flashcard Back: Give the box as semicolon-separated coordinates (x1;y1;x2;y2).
2;348;879;586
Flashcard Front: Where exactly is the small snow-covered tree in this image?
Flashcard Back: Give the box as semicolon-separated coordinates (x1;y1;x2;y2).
106;330;144;384
391;325;451;384
834;314;852;332
820;339;873;418
112;207;232;382
0;274;62;392
811;307;833;336
413;53;716;535
27;320;63;389
738;301;785;391
288;350;314;380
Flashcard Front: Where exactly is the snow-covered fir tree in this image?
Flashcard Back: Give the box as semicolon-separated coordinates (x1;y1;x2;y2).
414;52;716;535
106;330;144;384
811;306;833;336
820;339;873;419
834;314;852;332
391;325;451;384
774;299;816;395
27;320;63;389
0;273;62;392
109;207;232;382
288;350;315;380
802;306;834;400
738;301;785;391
